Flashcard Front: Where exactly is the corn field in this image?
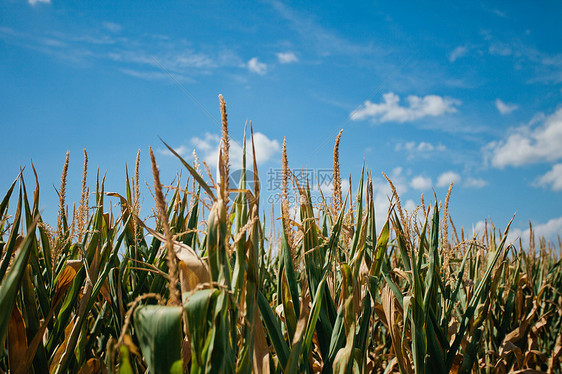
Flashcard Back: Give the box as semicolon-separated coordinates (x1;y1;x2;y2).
1;97;561;373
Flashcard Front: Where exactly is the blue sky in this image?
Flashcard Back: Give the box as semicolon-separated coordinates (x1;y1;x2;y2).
2;0;562;243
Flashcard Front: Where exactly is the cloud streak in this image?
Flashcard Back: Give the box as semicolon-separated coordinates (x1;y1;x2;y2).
0;24;248;82
484;34;562;84
495;99;518;115
269;0;378;57
448;46;468;62
28;0;50;5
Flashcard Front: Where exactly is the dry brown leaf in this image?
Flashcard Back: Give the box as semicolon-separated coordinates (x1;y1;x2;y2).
77;358;101;374
49;320;75;373
8;305;28;372
448;318;458;340
99;280;112;303
499;340;523;368
449;353;463;374
14;271;74;374
523;349;547;368
382;286;413;374
52;266;77;306
373;302;387;327
253;317;270;374
182;336;192;370
391;268;410;282
123;334;140;357
547;331;562;373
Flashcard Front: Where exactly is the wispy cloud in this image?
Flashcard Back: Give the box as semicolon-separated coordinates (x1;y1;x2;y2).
486;107;562;168
396;141;446;153
484;33;562;84
0;24;245;81
488;43;512;56
28;0;50;5
448;46;468;62
351;92;460;123
536;164;562;191
495;99;518;115
268;0;377;57
395;141;447;160
102;22;122;33
119;68;194;83
276;51;298;64
247;57;267;75
490;9;508;18
464;177;488;188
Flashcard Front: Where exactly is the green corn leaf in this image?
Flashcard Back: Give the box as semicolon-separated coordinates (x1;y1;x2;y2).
0;215;37;348
257;291;290;369
0;187;23;282
117;345;134;374
0;172;20;223
134;305;183;374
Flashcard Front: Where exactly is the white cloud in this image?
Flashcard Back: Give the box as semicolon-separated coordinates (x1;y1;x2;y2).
448;46;468;62
403;199;417;213
417;142;437;152
536;163;562;191
437;171;461;188
530;216;562;239
244;132;281;167
191;133;220;153
277;52;298;64
411;176;432;190
168;132;280;170
28;0;50;5
487;107;562;168
509;216;562;244
464;177;488;188
247;57;267;75
495;99;518;115
316;177;350;197
350;92;460;123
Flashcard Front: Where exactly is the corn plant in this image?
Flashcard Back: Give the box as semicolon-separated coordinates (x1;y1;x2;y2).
0;97;561;373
